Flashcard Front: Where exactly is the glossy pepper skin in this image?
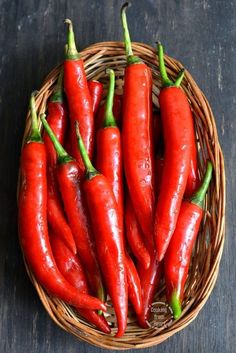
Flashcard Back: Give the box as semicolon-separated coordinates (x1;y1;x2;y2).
41;117;104;302
96;70;142;319
96;94;123;131
154;43;194;261
84;175;127;337
164;162;213;319
153;109;199;198
95;70;142;319
50;232;111;333
96;69;124;222
155;157;164;198
97;127;123;220
64;79;103;158
43;71;76;254
125;196;151;270
185;137;199;197
18;95;106;312
125;253;142;315
88;80;103;115
153;110;199;198
76;124;128;338
137;251;162;328
121;4;155;247
64;19;94;174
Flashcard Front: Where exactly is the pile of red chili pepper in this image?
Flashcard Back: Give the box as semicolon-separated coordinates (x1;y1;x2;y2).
18;4;213;337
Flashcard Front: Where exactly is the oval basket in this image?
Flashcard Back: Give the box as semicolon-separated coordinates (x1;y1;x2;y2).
20;42;225;350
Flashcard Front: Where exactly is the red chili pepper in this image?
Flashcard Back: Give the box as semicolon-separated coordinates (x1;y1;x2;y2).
88;80;103;115
153;109;198;198
155;157;164;198
64;19;94;174
18;94;106;312
137;251;162;328
154;42;194;261
153;108;199;198
153;111;198;198
185;139;200;197
50;231;111;333
164;162;212;319
95;94;123;131
96;69;124;221
125;253;142;315
41;116;104;303
112;94;123;127
121;4;155;247
76;123;127;338
43;71;76;254
95;70;143;319
125;196;150;270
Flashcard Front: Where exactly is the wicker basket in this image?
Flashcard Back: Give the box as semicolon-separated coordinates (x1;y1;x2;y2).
21;42;225;350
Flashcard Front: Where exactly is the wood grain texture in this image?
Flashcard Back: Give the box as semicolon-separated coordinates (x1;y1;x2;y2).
0;0;234;352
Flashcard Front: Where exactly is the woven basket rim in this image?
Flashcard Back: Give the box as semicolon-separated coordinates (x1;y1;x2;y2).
19;41;226;350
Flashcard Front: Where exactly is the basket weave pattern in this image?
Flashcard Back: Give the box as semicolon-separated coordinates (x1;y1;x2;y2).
21;42;225;350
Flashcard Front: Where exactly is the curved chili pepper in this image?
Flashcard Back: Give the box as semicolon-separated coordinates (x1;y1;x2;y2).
18;94;106;312
88;80;103;115
64;19;94;174
50;231;111;333
41;116;104;303
125;253;142;315
137;251;162;328
64;78;102;157
125;196;150;270
164;162;212;319
185;140;199;197
154;42;194;261
76;123;128;338
96;69;124;221
153;110;198;197
43;71;76;254
95;94;123;131
121;4;155;247
95;70;143;319
153;109;198;198
153;108;199;198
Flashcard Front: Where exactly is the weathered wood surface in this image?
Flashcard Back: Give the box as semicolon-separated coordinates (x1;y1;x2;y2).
0;0;234;352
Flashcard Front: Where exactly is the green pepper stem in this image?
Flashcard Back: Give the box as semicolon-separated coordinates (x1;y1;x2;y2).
157;42;185;88
64;19;80;60
97;286;106;316
104;69;116;128
75;122;99;179
120;3;142;65
175;68;185;87
170;291;182;320
50;69;64;103
41;115;72;164
191;161;213;208
28;92;42;142
121;3;133;57
157;42;173;87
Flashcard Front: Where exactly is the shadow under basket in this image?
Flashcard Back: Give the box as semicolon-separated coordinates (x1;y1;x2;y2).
20;42;225;350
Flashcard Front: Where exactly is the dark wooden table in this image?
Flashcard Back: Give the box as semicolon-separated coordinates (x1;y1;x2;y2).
0;0;234;352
